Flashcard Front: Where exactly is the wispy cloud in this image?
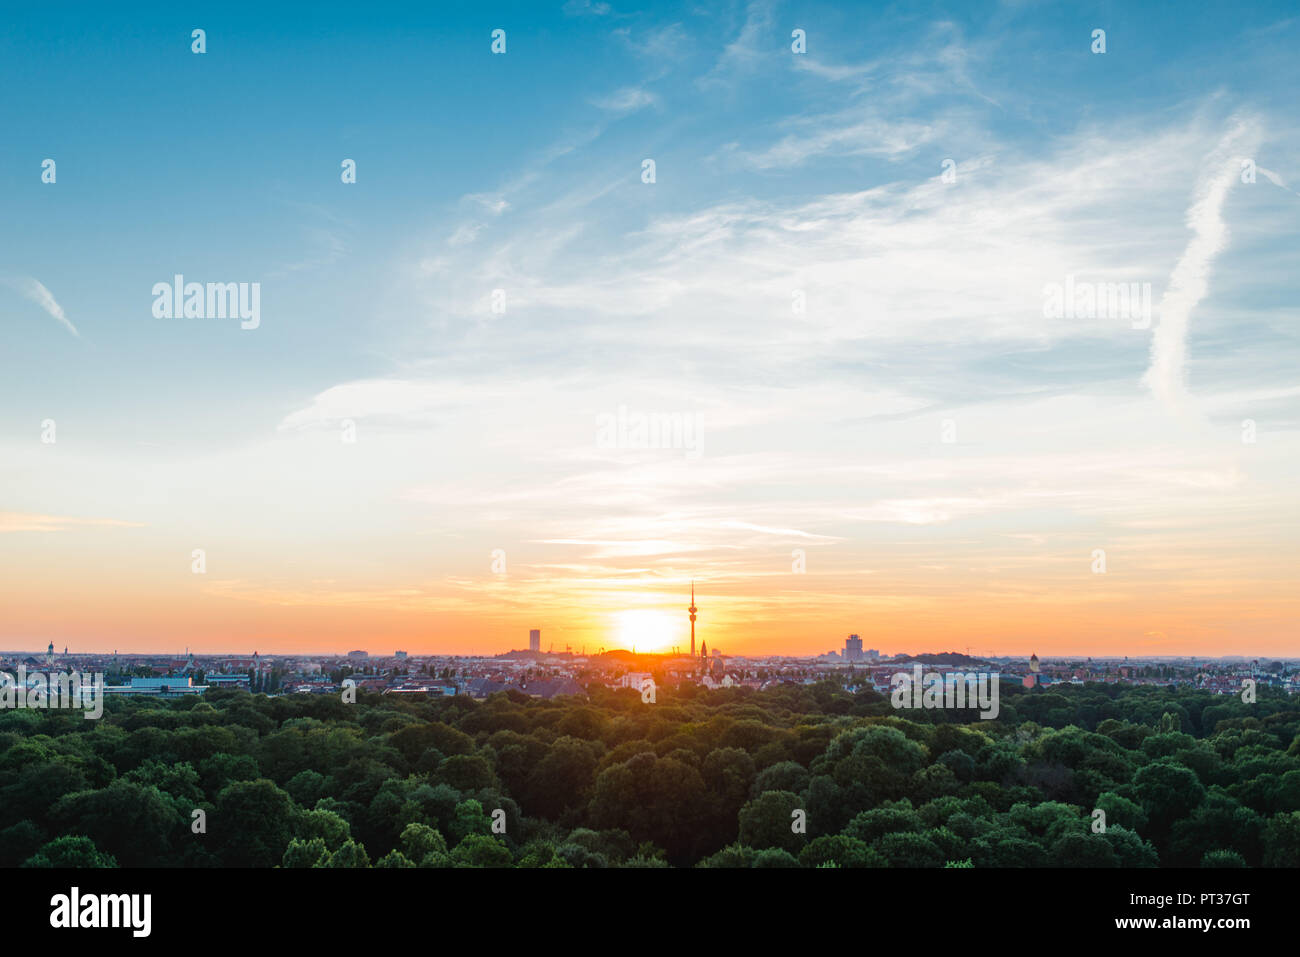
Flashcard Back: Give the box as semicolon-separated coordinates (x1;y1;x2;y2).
726;112;944;169
464;193;511;215
0;512;142;533
591;86;658;114
269;205;350;278
1257;166;1300;198
614;22;689;63
563;0;611;16
698;0;774;89
6;277;79;337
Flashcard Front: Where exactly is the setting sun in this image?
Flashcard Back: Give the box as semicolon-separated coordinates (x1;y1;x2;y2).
613;610;680;653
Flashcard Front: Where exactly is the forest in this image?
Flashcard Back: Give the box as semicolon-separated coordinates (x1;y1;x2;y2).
3;678;1299;868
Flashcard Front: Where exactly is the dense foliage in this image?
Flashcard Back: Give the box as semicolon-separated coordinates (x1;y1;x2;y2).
3;679;1300;868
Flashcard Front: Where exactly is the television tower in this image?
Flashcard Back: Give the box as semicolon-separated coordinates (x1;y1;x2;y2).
688;580;698;657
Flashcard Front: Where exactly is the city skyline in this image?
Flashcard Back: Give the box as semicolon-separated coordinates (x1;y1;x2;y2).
3;3;1299;658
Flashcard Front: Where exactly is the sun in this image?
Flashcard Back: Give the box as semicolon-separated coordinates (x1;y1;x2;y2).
613;609;678;653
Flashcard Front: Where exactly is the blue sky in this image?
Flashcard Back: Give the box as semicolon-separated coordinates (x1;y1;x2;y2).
2;1;1299;655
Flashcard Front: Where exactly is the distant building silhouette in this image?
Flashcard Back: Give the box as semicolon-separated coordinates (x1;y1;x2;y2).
1024;652;1041;688
529;629;541;653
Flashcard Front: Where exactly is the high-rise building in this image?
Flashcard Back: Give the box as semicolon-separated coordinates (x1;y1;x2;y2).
844;634;864;663
529;629;541;653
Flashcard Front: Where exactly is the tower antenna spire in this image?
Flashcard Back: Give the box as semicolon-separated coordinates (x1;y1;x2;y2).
688;579;698;658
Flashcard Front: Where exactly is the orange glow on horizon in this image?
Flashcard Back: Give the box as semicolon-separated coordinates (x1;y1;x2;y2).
1;569;1297;659
2;534;1297;658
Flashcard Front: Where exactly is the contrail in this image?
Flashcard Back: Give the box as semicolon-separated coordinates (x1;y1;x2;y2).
1142;117;1259;414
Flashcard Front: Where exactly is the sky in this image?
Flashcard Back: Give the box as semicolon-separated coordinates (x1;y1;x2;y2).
2;1;1298;658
